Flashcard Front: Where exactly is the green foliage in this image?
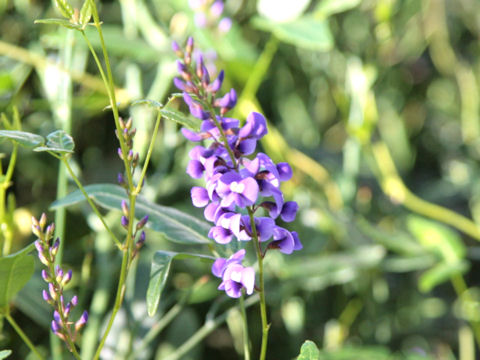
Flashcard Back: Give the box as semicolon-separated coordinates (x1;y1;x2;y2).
34;19;84;31
34;130;75;154
0;350;12;360
132;99;202;132
53;0;74;20
297;340;320;360
147;251;213;316
0;244;35;310
51;184;211;244
0;130;44;148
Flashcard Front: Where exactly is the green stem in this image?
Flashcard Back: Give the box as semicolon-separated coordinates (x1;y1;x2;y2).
0;142;17;256
248;207;269;360
163;295;259;360
93;194;137;360
135;111;162;194
80;29;134;191
61;157;122;248
132;303;183;357
451;274;480;349
6;314;45;360
239;294;251;360
370;142;480;241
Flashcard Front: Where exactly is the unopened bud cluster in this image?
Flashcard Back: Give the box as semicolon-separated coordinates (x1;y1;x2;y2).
116;118;140;175
32;214;88;351
120;199;148;259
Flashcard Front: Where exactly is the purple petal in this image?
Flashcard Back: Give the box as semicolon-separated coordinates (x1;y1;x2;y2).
191;186;209;207
255;217;275;242
224;280;242;298
208;226;233;244
277;162;293;181
181;128;203;141
212;258;227;277
281;201;298;222
292;231;303;251
241;267;255;295
186;159;205;178
173;77;186;91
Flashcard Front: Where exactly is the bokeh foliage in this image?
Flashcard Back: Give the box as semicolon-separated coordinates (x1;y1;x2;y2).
2;0;480;359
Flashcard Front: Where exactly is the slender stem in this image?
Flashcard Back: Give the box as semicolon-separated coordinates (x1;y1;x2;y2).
133;303;183;356
239;294;251;360
0;143;17;256
370;142;480;241
451;274;480;349
6;314;45;360
80;28;134;191
93;194;137;360
51;28;75;360
163;295;259;360
93;248;129;360
247;207;269;360
61;157;122;248
135;112;162;194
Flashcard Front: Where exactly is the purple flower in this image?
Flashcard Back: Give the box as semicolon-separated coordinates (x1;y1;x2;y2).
173;38;301;299
212;249;255;298
269;227;303;254
216;171;259;208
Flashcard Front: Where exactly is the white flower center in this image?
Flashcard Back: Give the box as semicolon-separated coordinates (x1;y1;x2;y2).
230;181;245;194
230;270;242;282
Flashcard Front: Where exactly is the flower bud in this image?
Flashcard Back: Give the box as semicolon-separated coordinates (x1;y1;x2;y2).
49;283;58;301
121;200;129;217
136;215;149;230
75;311;88;331
41;269;50;282
39;213;47;229
61;270;73;286
121;216;129;229
117;148;124;160
51;238;60;257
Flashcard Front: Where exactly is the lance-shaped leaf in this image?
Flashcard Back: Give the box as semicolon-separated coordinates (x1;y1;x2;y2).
132;99;201;132
35;19;84;31
79;0;93;26
0;244;35;308
54;0;74;19
297;340;320;360
50;184;211;244
0;130;45;148
0;350;12;360
34;130;74;154
147;251;214;316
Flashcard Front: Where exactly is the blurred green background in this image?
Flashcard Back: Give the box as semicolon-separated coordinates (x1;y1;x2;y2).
2;0;480;359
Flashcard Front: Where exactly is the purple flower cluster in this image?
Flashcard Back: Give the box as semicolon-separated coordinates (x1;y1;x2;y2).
189;0;232;33
32;214;87;350
173;38;302;298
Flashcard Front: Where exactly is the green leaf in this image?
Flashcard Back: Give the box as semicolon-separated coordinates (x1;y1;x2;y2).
0;246;35;307
315;0;361;18
0;350;12;360
418;261;469;293
252;16;333;51
132;99;201;132
54;0;74;19
79;0;92;26
50;184;211;244
34;130;74;154
0;130;45;148
147;251;213;316
35;19;83;30
297;340;320;360
406;215;466;263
